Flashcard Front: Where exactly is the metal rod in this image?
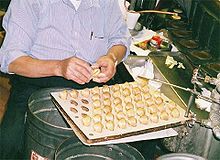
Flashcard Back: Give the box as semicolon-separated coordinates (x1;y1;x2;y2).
138;76;191;92
137;76;220;105
192;91;220;105
185;84;196;117
131;10;178;15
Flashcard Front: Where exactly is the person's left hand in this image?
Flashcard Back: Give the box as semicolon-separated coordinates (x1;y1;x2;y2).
92;55;116;83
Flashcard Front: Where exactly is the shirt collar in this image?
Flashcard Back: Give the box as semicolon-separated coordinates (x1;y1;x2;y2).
50;0;61;3
69;0;81;10
55;0;100;10
83;0;100;9
78;0;100;9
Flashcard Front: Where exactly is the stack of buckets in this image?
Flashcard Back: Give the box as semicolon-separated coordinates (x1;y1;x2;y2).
24;88;144;160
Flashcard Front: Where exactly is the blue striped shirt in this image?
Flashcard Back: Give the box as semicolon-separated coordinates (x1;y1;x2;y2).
0;0;131;73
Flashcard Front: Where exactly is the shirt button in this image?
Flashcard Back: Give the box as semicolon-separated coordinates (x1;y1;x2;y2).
74;32;77;37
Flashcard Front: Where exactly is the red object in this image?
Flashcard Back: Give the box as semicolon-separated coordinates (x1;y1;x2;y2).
151;36;162;46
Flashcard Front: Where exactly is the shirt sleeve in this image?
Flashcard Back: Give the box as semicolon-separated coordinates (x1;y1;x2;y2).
105;0;131;59
0;0;40;73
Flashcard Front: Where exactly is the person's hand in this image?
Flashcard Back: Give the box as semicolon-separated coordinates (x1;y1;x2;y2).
58;57;92;84
93;55;117;83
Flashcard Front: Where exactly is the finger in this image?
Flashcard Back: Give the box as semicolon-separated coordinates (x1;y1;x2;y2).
74;58;93;73
72;69;91;83
91;63;100;69
94;77;109;83
70;74;86;85
70;63;92;81
94;73;111;83
96;73;106;78
77;62;92;73
92;78;101;83
100;65;115;79
66;64;90;83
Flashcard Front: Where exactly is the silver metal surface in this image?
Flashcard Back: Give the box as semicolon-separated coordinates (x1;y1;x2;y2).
209;77;220;140
202;129;213;158
163;123;220;159
124;55;149;68
137;76;220;105
148;51;209;119
147;52;220;159
157;153;206;160
25;88;75;159
55;137;145;160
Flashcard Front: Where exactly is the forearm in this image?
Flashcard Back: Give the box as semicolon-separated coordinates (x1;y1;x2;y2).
8;56;61;78
106;45;127;65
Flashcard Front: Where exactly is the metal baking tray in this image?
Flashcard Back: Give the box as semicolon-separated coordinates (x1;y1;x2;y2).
148;51;209;119
51;82;189;145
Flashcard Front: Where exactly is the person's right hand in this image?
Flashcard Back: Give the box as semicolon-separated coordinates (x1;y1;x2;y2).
58;57;92;84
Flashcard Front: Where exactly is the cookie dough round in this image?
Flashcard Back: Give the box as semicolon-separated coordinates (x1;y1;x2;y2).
134;94;142;102
132;87;141;95
103;105;112;114
69;89;79;99
117;111;125;119
92;93;100;101
105;120;115;131
125;102;134;110
91;86;100;94
93;100;101;108
93;122;103;133
113;97;122;105
148;104;158;114
171;108;180;118
114;103;123;113
136;100;145;108
160;111;169;121
102;85;110;93
82;114;91;126
103;98;111;106
93;114;102;123
59;90;68;100
136;107;145;116
150;114;159;123
128;117;137;127
126;108;135;117
103;92;111;99
139;115;148;125
81;88;90;98
105;112;114;121
111;84;120;92
142;85;149;93
93;107;102;115
112;90;121;98
118;118;127;129
122;88;131;96
143;92;152;100
124;96;132;103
